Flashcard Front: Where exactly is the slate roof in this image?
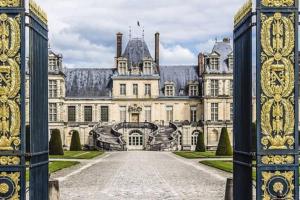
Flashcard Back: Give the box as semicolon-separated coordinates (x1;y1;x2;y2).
65;68;114;98
122;38;152;67
207;41;233;73
159;65;200;96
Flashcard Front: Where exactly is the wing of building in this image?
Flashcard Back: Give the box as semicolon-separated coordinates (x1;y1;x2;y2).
26;33;234;151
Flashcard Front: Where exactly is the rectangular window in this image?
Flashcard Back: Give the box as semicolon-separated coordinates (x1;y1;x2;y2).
145;106;151;122
166;106;173;122
120;106;126;122
101;106;109;122
145;84;151;96
230;103;233;121
49;103;57;122
144;62;152;75
119;62;126;75
190;85;198;96
210;57;219;70
133;84;138;96
165;85;174;96
211;103;218;122
211;80;219;97
68;106;76;122
190;107;197;122
120;84;126;95
229;80;233;96
84;106;93;122
229;57;233;70
49;80;57;98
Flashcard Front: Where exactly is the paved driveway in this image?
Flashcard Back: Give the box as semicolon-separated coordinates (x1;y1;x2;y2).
56;151;229;200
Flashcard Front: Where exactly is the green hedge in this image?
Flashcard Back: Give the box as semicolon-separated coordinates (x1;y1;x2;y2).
70;130;82;151
216;127;232;156
195;131;205;152
49;129;64;155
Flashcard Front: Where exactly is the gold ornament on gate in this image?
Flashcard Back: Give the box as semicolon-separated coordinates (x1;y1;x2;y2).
260;12;295;150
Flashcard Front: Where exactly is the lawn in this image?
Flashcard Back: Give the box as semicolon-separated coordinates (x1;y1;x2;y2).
26;161;79;181
50;151;104;159
173;151;232;159
200;160;256;180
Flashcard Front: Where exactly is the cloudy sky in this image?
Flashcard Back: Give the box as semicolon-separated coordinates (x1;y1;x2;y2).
35;0;244;68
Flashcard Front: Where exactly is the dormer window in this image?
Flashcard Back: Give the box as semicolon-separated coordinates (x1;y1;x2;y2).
118;61;127;75
210;57;219;70
189;85;199;96
165;82;175;96
143;60;152;75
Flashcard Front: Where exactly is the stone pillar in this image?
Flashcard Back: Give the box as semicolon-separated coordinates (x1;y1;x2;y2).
49;179;60;200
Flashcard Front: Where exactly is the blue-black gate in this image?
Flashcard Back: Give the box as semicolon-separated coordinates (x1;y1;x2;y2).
233;1;253;199
0;0;49;199
234;0;299;199
28;0;49;199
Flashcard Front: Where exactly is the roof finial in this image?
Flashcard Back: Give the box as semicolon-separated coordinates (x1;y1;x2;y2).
129;26;132;40
142;27;145;40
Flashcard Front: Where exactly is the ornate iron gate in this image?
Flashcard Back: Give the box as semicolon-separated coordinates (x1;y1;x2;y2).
0;0;49;199
234;0;299;199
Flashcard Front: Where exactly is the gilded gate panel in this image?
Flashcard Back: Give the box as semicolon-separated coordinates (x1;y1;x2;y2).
257;0;299;199
0;1;23;199
260;12;295;150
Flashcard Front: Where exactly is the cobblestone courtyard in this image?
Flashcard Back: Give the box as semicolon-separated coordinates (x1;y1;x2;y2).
54;152;230;200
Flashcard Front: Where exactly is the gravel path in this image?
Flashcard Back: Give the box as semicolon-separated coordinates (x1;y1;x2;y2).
55;151;230;200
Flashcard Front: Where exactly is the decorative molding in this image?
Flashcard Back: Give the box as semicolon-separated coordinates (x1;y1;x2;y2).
261;171;294;199
261;155;294;165
0;0;20;7
261;0;294;7
234;0;252;26
260;12;295;150
0;13;21;151
0;172;20;199
29;0;48;24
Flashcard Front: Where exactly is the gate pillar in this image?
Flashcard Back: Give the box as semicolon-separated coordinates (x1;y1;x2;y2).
0;1;26;199
234;0;299;199
256;0;299;199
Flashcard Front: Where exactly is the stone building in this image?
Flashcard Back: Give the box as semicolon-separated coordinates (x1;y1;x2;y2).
26;32;234;151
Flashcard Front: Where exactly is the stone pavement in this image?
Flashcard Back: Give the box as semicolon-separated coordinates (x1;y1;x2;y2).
52;151;232;200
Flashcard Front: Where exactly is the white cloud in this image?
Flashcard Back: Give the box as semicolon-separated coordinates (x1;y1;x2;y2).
33;0;245;67
160;44;197;65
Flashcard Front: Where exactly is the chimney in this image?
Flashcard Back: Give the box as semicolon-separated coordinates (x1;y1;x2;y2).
155;32;160;66
198;53;205;76
116;32;123;58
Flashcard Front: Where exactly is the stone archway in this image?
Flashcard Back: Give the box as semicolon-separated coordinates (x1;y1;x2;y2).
128;130;144;150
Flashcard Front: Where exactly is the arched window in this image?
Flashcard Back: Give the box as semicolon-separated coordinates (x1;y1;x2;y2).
191;131;199;145
129;131;143;146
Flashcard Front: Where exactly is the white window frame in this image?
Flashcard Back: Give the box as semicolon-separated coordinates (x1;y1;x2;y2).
49;103;57;122
211;103;219;122
49;80;58;98
120;84;126;95
191;107;197;122
165;85;175;96
166;106;173;122
145;106;151;122
210;57;219;70
120;106;127;122
145;84;151;96
189;85;198;96
211;80;219;97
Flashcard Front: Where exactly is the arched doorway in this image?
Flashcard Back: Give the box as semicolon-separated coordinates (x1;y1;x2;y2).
128;130;144;150
191;131;199;151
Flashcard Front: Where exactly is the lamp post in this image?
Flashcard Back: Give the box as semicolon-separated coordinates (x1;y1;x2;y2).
206;121;209;151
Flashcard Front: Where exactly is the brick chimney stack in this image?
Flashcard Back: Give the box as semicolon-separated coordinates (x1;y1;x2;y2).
116;32;123;58
198;53;205;76
155;32;160;66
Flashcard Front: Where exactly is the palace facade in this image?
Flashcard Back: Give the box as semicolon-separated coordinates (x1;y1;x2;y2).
26;33;234;151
